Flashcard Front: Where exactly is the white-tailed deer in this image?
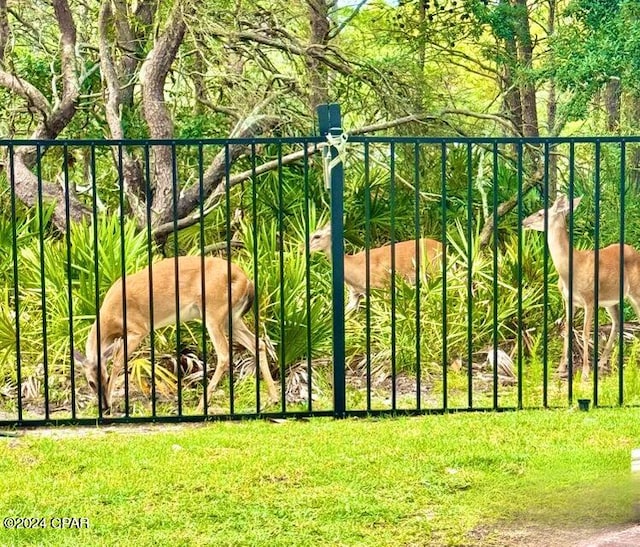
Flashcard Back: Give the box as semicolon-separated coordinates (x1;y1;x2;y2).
307;225;443;313
74;256;278;413
522;194;640;378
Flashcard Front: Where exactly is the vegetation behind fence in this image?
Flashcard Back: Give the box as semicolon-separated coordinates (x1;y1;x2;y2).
3;122;640;426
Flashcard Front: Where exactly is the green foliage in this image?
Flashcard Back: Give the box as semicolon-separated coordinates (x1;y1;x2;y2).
237;217;333;368
549;0;640;121
0;212;152;395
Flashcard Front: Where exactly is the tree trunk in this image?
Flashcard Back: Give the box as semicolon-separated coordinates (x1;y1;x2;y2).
501;38;523;136
111;0;155;109
98;1;145;219
628;92;640;189
140;2;194;227
306;0;330;112
514;0;538;139
0;0;88;231
604;77;621;133
546;0;558;197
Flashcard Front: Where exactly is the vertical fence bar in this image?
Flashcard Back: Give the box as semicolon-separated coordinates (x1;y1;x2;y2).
542;142;550;408
225;144;235;415
90;145;104;418
8;145;23;423
171;143;182;416
197;142;207;414
618;141;626;406
144;145;157;418
568;142;575;406
251;143;262;413
413;141;422;411
593;141;601;406
441;142;448;410
63;145;76;419
36;145;49;420
117;144;130;417
364;141;372;412
466;142;473;409
516;143;523;410
390;142;397;411
492;142;499;410
277;143;286;413
302;141;313;412
317;103;346;418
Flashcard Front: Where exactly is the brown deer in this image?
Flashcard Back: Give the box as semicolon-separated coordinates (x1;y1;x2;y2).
74;256;278;413
522;194;640;378
307;225;443;313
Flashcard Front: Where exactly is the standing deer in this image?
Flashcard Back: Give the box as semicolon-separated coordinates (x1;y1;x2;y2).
74;256;278;413
307;224;443;313
522;194;640;378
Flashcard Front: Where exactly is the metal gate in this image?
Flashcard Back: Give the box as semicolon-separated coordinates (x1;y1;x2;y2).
1;104;639;427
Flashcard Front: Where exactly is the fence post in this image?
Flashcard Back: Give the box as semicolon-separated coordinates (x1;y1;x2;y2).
317;103;346;418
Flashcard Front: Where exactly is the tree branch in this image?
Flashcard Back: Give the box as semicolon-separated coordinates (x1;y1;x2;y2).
0;71;51;115
211;28;356;79
478;169;543;248
153;143;319;238
8;0;88;231
329;0;367;39
174;114;281;220
153;109;508;239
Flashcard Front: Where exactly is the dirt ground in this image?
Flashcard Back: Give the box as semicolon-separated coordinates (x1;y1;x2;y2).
470;523;640;547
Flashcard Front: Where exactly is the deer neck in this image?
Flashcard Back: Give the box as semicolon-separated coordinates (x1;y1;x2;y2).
321;245;362;289
545;215;573;281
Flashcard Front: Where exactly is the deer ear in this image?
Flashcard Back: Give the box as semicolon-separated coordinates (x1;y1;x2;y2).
101;341;117;361
73;349;86;363
553;194;568;212
572;196;582;210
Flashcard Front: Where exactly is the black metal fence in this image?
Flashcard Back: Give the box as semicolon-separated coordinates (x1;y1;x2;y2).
2;104;640;427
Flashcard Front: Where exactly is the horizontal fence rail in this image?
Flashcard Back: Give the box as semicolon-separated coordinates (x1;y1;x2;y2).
1;113;640;427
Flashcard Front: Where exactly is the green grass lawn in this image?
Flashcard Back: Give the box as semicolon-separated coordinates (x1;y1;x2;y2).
1;409;639;546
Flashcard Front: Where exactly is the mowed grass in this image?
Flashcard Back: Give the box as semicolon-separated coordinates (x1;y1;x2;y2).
1;409;640;546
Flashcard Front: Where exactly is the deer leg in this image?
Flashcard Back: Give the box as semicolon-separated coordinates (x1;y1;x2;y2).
599;305;620;372
581;305;593;380
233;320;278;404
198;315;230;412
105;331;145;413
345;288;363;314
559;298;574;378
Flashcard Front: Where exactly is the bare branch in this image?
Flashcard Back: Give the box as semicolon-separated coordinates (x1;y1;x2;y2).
440;109;520;135
0;71;51;115
153;143;318;238
8;0;88;231
54;0;77;102
174;114;281;219
153;110;487;239
349;114;440;135
478;169;543;248
195;96;241;119
112;0;156;107
26;0;80;141
329;0;367;39
211;28;356;79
